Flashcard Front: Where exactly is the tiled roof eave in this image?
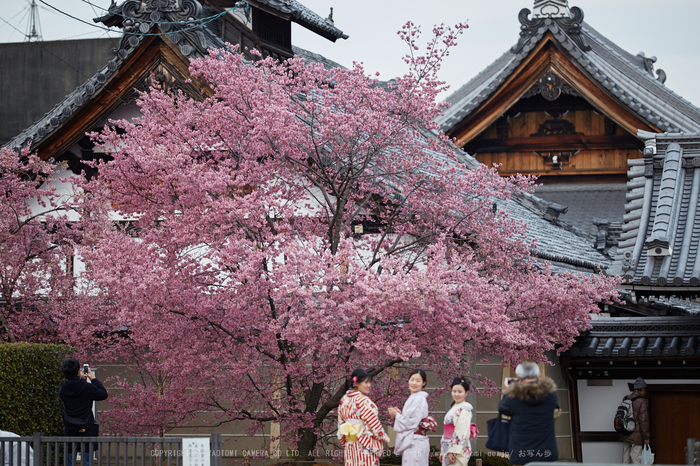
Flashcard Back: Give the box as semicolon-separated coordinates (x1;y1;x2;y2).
563;316;700;358
258;0;347;41
532;248;608;272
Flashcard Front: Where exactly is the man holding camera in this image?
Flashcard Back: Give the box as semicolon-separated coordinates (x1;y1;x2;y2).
498;362;559;465
59;358;108;466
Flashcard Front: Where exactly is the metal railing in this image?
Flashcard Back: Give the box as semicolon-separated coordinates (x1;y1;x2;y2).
0;434;223;466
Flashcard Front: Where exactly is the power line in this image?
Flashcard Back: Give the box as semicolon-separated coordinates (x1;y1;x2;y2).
37;0;239;37
79;0;249;26
0;5;30;42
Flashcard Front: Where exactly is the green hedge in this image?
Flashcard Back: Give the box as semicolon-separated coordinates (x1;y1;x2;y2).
0;343;72;436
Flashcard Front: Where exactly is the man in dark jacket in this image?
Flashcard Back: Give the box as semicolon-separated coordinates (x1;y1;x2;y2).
498;362;558;465
59;358;108;466
621;377;650;464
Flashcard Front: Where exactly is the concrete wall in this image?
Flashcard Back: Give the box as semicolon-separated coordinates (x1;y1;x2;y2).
0;39;114;145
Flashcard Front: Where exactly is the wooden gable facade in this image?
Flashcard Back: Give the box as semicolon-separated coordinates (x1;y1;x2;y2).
456;38;652;182
437;2;700;185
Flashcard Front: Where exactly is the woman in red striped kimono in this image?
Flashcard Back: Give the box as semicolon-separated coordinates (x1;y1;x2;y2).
338;369;390;466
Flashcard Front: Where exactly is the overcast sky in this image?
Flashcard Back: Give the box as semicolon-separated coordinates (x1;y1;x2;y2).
2;0;699;106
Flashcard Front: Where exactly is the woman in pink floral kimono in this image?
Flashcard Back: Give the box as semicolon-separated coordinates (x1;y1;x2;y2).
440;377;473;466
338;369;390;466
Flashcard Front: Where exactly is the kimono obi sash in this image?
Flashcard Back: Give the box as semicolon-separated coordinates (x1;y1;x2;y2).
443;423;455;439
415;416;437;436
339;419;365;442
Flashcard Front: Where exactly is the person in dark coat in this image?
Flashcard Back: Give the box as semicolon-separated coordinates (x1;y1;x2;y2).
498;362;558;465
621;377;650;464
59;358;108;466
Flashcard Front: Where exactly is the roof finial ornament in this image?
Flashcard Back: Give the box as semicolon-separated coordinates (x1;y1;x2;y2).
637;52;667;84
512;1;590;53
532;0;571;19
326;7;334;25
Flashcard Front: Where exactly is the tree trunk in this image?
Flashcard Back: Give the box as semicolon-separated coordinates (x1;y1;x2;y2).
296;427;319;461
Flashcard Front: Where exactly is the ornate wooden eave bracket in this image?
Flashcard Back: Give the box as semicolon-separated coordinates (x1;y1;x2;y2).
511;4;591;54
523;70;580;101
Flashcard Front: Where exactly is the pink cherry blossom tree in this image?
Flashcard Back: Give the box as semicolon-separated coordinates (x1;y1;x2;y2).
67;23;617;456
0;147;76;342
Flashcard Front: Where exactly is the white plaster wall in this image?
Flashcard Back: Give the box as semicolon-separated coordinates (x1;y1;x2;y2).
100;102;141;125
578;379;636;431
26;168;80;221
582;442;622;463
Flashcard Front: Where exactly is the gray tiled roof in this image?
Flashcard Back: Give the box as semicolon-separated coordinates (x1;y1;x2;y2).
437;6;700;134
292;46;345;70
612;131;700;291
420;147;611;273
406;128;610;273
534;183;627;236
275;0;348;41
563;316;700;358
502;193;612;273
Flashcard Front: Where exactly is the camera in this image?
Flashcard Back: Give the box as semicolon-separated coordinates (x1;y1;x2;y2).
83;364;90;375
505;377;519;384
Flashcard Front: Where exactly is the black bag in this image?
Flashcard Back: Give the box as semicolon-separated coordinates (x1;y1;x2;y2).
485;414;510;452
63;414;90;431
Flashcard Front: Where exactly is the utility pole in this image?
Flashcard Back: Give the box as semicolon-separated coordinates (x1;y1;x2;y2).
25;0;43;42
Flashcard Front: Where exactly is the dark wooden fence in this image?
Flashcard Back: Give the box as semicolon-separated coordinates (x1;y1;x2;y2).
0;433;223;466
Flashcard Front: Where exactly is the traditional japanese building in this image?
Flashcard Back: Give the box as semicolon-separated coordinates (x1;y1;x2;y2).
436;0;700;236
4;0;346;167
6;0;688;462
438;1;700;463
2;0;347;453
561;131;700;464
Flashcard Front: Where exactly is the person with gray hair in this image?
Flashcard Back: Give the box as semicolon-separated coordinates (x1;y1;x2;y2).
514;361;540;380
497;362;558;465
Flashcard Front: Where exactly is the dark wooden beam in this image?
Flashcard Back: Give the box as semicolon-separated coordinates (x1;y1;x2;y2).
579;432;620;442
465;134;643;154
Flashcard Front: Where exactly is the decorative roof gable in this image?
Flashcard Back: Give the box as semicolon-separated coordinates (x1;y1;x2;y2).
438;2;700;142
513;2;589;54
95;0;226;59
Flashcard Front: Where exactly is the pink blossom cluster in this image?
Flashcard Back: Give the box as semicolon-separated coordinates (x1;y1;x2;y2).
0;147;76;342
